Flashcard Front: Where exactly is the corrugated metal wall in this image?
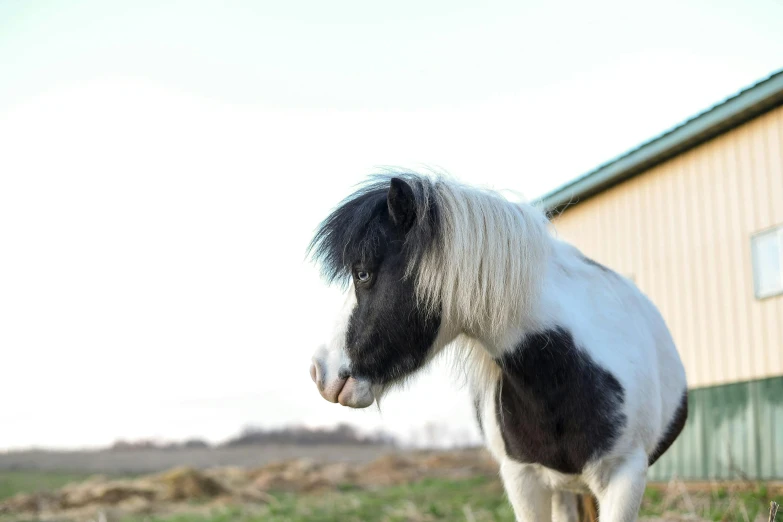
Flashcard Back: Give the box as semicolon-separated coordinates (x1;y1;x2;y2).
648;376;783;481
551;105;783;389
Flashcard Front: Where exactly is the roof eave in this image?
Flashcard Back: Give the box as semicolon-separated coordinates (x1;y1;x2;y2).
537;69;783;214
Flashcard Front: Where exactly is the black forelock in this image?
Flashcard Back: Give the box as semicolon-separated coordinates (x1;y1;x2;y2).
308;172;440;286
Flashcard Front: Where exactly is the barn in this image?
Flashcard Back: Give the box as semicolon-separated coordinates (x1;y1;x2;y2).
536;68;783;481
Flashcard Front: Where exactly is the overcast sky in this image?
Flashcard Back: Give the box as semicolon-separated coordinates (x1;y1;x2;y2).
1;0;782;451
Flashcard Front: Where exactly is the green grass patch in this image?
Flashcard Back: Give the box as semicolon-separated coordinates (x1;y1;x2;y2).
0;470;94;501
123;476;516;522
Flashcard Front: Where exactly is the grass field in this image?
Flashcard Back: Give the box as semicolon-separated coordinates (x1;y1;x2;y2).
3;474;515;522
1;470;779;522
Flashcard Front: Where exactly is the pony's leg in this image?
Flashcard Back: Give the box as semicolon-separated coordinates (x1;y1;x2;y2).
551;490;579;522
590;448;648;522
500;459;552;522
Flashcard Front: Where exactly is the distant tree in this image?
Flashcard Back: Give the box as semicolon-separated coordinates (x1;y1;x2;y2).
221;423;398;447
106;424;397;451
182;439;211;449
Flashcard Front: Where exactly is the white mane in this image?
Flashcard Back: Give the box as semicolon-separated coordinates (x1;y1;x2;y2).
414;179;552;338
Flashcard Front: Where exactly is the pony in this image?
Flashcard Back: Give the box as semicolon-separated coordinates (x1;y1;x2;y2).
307;172;688;522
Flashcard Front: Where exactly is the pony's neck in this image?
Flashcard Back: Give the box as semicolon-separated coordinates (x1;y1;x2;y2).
453;238;582;401
460;235;578;358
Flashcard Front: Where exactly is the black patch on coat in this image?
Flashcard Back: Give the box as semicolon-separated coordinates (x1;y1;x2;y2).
495;327;627;474
648;390;688;465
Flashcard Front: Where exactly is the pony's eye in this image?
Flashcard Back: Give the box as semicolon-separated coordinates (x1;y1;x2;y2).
356;270;370;282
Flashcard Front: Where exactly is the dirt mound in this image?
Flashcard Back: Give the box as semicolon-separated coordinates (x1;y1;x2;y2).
60;480;156;508
149;466;227;501
250;459;361;493
357;454;421;487
0;448;498;521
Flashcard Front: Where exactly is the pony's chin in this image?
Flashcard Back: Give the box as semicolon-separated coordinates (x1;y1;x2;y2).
337;377;375;408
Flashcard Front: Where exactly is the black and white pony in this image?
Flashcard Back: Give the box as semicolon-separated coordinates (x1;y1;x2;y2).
307;173;688;522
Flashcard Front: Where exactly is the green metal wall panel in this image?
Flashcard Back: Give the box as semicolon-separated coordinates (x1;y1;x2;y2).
648;376;783;481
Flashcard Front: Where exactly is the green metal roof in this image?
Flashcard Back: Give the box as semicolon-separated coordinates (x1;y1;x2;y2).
536;68;783;215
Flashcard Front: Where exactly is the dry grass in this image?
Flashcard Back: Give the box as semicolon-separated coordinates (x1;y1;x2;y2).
639;478;782;521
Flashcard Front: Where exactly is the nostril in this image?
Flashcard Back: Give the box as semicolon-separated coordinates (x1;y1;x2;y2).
309;363;317;384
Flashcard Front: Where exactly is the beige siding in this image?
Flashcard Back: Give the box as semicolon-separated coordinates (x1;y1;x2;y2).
551;105;783;389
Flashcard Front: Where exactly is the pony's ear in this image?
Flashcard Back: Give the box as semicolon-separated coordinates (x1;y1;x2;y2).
387;177;416;233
